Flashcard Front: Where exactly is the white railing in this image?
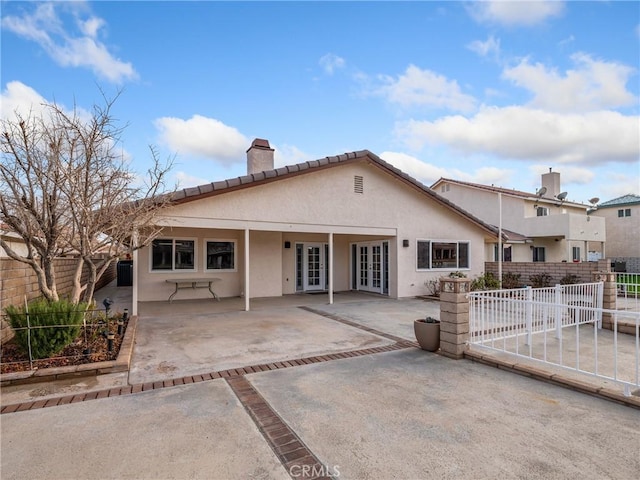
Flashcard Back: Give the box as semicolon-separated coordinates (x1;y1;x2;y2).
616;273;640;313
469;283;640;396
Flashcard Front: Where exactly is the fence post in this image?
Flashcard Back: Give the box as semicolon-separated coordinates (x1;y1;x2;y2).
525;286;533;347
439;277;470;360
554;284;563;340
593;271;617;330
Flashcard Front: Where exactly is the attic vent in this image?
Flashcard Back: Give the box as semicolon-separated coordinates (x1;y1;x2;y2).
354;175;364;194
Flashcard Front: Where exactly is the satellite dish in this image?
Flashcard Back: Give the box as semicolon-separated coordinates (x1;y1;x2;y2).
556;192;568;201
589;197;600;205
536;186;547;197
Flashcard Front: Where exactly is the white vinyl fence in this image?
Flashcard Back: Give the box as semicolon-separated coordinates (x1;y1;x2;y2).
469;283;640;396
616;273;640;313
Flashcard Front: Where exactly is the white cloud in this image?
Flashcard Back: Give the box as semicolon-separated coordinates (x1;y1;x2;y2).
602;172;640;198
379;151;513;187
395;106;639;165
529;164;595;186
0;80;93;124
375;65;477;112
468;0;565;27
319;53;346;75
174;171;211;189
0;81;48;120
154;115;249;165
273;144;313;168
467;35;501;60
1;2;137;84
503;53;637;112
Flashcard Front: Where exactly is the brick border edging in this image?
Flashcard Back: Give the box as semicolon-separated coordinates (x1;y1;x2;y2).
226;376;332;480
1;341;414;414
464;349;640;410
0;315;139;387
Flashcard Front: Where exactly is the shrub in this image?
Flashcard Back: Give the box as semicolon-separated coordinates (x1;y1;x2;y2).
560;274;581;285
501;273;522;289
529;273;553;288
471;272;500;291
4;299;88;359
424;279;440;297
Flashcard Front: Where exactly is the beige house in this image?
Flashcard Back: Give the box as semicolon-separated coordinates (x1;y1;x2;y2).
592;194;640;272
132;140;500;314
431;169;606;264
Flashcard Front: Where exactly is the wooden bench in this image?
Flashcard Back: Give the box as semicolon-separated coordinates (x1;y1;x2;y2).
165;278;221;303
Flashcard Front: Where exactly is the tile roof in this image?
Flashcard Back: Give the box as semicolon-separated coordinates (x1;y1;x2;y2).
433;177;535;198
169;150;502;239
431;177;587;207
598;194;640;207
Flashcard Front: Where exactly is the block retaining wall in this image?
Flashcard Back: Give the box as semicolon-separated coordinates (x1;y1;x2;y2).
0;257;116;344
485;259;611;286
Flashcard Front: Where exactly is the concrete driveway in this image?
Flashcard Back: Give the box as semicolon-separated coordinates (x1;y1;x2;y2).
2;291;639;479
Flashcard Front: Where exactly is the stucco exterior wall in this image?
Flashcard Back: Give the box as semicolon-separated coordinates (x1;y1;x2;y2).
594;205;640;258
139;160;491;301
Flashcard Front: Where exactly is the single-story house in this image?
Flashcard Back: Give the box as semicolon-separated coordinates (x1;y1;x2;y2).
132;139;500;314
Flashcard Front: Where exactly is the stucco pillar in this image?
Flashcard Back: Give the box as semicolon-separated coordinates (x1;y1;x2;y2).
439;277;470;359
328;232;334;305
132;229;139;316
244;228;250;312
593;271;616;330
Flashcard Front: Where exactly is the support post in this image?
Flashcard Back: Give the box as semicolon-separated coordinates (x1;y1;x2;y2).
439;277;470;359
132;229;139;316
244;228;250;312
328;232;334;305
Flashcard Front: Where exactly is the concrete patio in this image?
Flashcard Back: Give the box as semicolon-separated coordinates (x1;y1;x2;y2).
2;283;639;479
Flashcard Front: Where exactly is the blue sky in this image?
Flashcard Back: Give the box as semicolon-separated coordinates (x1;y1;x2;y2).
1;1;639;204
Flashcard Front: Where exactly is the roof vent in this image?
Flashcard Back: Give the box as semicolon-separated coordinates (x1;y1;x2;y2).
354;175;364;194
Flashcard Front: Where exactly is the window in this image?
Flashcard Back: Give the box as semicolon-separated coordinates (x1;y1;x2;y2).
205;240;236;271
572;247;580;262
151;239;195;271
618;209;631;217
494;245;512;262
532;246;545;262
536;207;549;217
417;240;469;270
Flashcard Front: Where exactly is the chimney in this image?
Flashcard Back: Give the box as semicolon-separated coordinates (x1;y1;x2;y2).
541;167;561;198
246;138;274;175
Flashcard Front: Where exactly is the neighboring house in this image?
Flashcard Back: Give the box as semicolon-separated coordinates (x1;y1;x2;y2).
0;224;29;258
592;194;640;272
430;169;606;264
132;139;500;314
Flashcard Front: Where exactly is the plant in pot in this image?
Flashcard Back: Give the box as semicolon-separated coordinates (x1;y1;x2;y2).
414;316;440;352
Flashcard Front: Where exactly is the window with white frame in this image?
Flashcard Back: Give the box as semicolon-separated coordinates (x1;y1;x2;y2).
618;208;631;218
417;240;469;270
536;206;549;217
151;239;195;271
205;240;236;271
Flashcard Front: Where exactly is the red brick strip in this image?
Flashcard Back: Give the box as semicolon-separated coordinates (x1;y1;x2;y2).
1;341;413;415
226;375;332;480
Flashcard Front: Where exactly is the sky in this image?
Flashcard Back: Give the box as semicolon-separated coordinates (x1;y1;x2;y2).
1;0;639;205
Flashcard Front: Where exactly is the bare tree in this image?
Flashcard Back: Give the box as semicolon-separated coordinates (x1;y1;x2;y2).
1;94;174;304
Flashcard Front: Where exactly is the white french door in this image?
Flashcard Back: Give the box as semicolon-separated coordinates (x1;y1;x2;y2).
355;242;385;294
304;243;325;291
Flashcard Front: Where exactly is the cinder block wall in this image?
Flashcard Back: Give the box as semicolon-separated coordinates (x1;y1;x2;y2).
0;257;117;343
484;259;610;286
